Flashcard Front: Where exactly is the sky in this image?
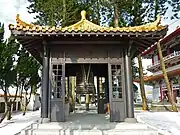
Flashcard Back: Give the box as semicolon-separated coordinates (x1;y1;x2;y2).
0;0;179;73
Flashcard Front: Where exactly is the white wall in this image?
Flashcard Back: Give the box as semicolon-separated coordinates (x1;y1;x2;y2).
26;94;41;111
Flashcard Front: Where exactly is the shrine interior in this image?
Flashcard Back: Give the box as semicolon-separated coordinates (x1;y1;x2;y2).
65;63;109;114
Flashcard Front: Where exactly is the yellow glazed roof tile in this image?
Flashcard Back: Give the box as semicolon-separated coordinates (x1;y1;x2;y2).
9;10;167;33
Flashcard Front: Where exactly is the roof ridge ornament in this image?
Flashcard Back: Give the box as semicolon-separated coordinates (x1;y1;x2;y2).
81;10;87;20
9;12;167;33
151;14;161;26
16;14;35;27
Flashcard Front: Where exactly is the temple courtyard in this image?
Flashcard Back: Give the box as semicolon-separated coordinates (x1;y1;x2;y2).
0;106;180;135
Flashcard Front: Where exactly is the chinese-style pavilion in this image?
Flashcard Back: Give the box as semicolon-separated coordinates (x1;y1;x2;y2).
9;11;167;122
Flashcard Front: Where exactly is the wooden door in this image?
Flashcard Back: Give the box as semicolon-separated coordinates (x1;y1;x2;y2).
108;63;125;122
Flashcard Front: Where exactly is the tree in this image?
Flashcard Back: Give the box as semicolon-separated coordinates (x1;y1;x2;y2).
138;55;148;110
168;0;180;19
157;41;178;112
27;0;100;26
0;32;20;122
15;48;41;115
0;22;41;122
27;0;179;27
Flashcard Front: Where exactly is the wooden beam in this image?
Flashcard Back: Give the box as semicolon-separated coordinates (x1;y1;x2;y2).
138;47;145;52
24;42;41;49
135;39;152;46
143;39;157;46
137;36;162;40
18;39;37;45
133;40;148;48
16;35;42;40
48;40;125;45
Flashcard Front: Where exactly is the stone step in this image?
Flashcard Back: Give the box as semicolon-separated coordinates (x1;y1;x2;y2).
20;129;158;135
19;129;158;135
36;122;148;130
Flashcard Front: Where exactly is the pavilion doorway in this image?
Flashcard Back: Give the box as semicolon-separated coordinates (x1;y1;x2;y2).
50;63;126;122
65;64;109;116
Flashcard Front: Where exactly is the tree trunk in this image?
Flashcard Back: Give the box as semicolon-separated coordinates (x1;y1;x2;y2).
6;104;12;120
23;92;27;115
97;0;101;25
86;94;90;111
138;55;148;110
71;77;75;110
157;41;178;112
114;3;119;27
0;110;8;123
154;0;159;20
62;0;66;27
23;105;27;116
69;77;75;112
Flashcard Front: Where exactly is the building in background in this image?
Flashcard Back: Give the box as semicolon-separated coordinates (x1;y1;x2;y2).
141;27;180;103
26;93;41;111
0;92;41;114
0;94;22;113
133;82;153;103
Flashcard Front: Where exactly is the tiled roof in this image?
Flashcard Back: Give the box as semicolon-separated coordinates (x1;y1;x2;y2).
141;27;180;56
9;10;167;34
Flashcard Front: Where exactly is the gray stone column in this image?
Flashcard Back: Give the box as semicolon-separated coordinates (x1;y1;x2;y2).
48;57;51;119
41;45;49;121
125;50;134;118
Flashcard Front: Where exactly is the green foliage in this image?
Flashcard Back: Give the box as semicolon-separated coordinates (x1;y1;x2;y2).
15;48;41;93
0;23;4;41
27;0;179;27
0;22;41;121
27;0;100;27
168;0;180;19
0;36;19;90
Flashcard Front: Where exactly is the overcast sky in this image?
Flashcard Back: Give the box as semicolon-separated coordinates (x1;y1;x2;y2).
0;0;179;73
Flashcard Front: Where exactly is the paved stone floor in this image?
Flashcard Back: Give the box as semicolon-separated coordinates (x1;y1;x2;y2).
25;109;158;135
135;111;180;135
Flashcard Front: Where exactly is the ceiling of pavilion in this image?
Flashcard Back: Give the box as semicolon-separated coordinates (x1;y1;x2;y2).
9;10;168;62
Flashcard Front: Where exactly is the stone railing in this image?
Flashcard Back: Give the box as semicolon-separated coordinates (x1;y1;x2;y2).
147;51;180;69
161;84;180;91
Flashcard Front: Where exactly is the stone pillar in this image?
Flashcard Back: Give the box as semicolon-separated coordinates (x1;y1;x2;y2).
48;57;52;119
124;49;136;122
41;44;50;122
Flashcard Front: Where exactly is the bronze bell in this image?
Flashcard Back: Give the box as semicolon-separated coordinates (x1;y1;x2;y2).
76;65;95;94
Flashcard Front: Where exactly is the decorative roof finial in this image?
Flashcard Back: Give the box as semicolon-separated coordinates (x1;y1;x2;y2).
81;10;86;20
